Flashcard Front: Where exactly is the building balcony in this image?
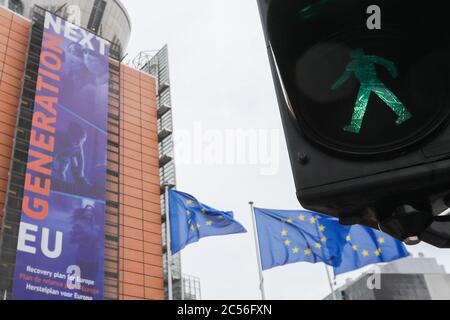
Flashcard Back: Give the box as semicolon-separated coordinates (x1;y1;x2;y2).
158;82;170;95
157;104;171;119
158;128;172;142
159;154;173;169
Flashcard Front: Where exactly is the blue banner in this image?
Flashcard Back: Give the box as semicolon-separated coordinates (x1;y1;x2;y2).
12;12;110;300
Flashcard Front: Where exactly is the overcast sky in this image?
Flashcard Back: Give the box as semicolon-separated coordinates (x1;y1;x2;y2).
121;0;450;300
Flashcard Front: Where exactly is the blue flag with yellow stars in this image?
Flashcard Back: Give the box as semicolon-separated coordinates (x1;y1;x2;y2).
169;189;247;254
332;224;409;275
254;208;345;270
254;208;409;275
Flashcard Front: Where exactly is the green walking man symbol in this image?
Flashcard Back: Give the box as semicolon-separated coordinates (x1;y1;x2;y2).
331;48;412;134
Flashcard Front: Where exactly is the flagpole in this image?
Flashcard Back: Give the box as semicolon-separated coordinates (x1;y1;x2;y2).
180;255;185;301
164;184;173;300
324;264;337;300
249;202;266;300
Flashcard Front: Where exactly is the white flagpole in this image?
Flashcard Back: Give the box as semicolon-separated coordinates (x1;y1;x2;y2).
179;253;185;301
324;264;337;300
249;202;266;300
164;184;173;300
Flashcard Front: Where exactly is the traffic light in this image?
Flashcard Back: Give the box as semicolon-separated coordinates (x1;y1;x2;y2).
257;0;450;247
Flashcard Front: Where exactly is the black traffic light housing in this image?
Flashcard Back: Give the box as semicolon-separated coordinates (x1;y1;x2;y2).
258;0;450;247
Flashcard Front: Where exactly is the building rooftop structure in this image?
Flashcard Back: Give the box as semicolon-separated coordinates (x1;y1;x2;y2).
183;274;202;300
0;0;131;50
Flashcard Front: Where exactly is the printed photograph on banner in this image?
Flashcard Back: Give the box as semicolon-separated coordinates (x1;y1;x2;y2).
52;105;108;200
59;39;109;128
13;193;105;300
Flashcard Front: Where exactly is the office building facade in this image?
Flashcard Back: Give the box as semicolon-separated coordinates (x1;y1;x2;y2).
325;255;450;300
0;4;164;300
134;45;183;300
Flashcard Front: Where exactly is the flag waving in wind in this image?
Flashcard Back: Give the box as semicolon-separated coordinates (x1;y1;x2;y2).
332;224;409;275
169;190;247;254
254;208;409;275
254;208;345;270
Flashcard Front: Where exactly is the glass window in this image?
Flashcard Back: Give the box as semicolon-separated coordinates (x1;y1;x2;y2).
9;0;23;15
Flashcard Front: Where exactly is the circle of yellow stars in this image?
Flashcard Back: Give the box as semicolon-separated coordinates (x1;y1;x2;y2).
185;199;226;232
345;234;385;257
279;214;387;260
279;214;329;257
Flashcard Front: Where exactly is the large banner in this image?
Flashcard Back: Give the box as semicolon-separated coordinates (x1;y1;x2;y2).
12;12;110;300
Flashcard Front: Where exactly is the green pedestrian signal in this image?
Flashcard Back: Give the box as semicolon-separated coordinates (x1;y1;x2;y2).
264;0;450;156
258;0;450;248
331;49;412;134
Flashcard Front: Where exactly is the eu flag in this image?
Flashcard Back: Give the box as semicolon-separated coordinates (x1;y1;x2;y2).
254;208;345;270
169;190;247;254
332;224;409;276
254;208;409;275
